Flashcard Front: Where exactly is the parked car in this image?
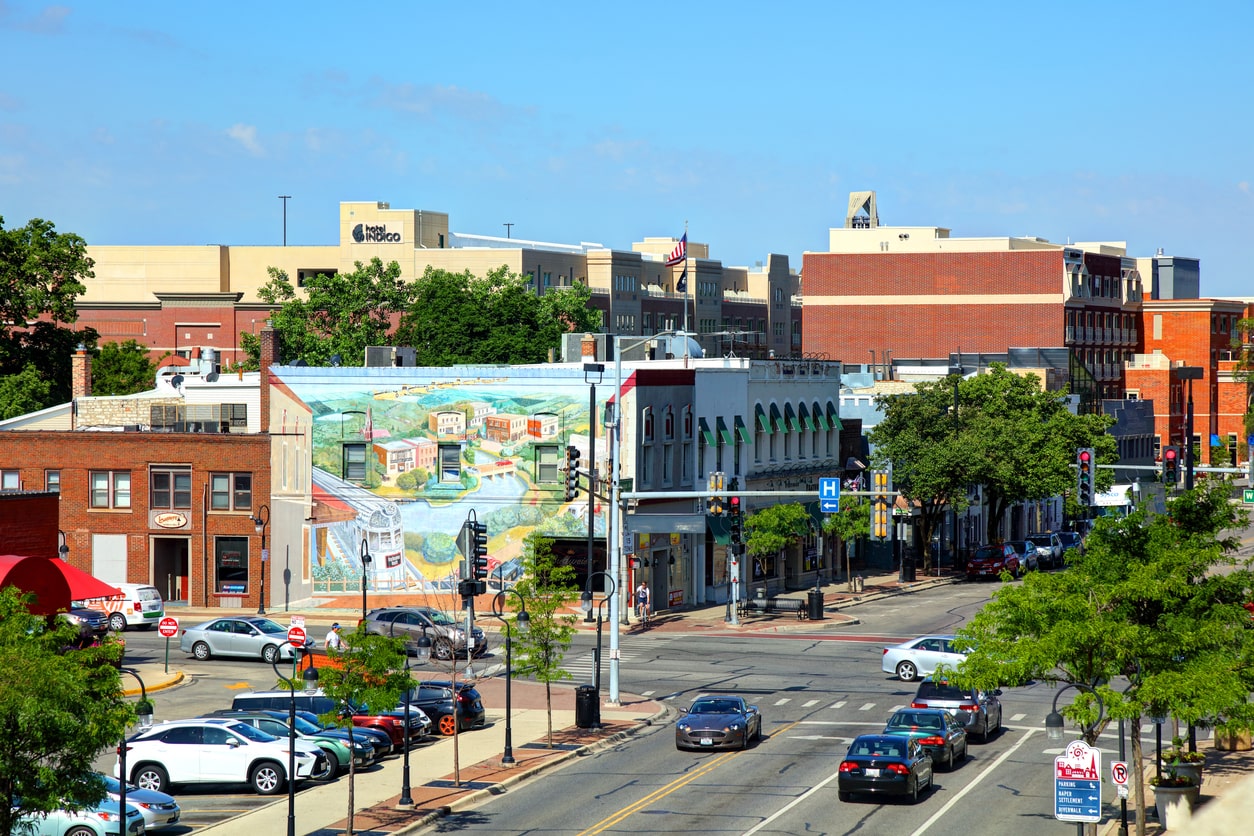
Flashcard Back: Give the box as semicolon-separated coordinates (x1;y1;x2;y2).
79;583;165;632
401;681;487;736
1056;531;1085;561
179;616;314;662
882;708;968;770
359;607;486;660
292;709;394;759
201;710;375;777
63;603;110;642
910;678;1003;742
675;694;762;751
965;544;1021;581
1027;534;1063;569
837;734;934;802
97;772;182;831
881;635;968;682
1005;541;1038;573
14;798;146;836
229;690;430;750
116;717;325;795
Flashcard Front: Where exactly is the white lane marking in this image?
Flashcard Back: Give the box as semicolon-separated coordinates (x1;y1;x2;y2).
797;720;888;728
640;690;655;697
742;763;842;836
831;701;847;710
910;729;1038;836
775;698;791;706
803;699;820;708
859;703;875;711
1011;713;1026;722
891;704;905;711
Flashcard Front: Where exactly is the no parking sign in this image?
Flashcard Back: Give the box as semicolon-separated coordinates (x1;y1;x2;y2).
1112;760;1129;799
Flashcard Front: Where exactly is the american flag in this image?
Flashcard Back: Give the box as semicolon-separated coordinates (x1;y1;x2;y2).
665;232;687;267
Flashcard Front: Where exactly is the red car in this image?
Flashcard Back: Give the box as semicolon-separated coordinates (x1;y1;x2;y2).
965;544;1021;581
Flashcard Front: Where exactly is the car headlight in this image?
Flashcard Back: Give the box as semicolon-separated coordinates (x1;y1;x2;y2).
726;724;742;732
677;723;689;732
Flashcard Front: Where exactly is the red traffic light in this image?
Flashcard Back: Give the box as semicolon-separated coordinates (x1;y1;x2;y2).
1164;448;1177;462
729;496;741;511
1078;450;1092;463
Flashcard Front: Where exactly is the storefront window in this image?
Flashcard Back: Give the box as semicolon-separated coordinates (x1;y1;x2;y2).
215;536;249;595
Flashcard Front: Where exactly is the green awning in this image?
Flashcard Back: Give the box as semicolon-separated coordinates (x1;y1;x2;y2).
770;403;785;433
708;513;732;546
734;415;752;444
798;402;815;431
784;403;801;433
716;416;734;446
698;417;715;446
826;402;843;431
813;401;829;431
755;404;772;434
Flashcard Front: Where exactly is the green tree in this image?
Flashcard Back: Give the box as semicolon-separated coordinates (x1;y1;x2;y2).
315;627;410;836
0;586;130;836
240;258;411;368
511;535;579;747
823;495;870;581
744;502;812;562
0;364;51;420
952;482;1253;836
92;339;165;396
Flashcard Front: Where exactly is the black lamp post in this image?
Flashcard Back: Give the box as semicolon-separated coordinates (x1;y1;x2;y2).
117;668;154;834
583;362;604;604
253;504;270;615
271;641;319;836
949;362;963;569
58;529;69;559
491;590;530;765
359;538;372;621
1045;681;1105;744
581;571;617;702
390;622;430;806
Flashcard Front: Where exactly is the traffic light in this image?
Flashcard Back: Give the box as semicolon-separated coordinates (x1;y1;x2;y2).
469;521;489;580
870;466;892;541
1076;448;1095;506
564;445;580;501
1162;445;1180;485
707;471;725;516
728;478;742;544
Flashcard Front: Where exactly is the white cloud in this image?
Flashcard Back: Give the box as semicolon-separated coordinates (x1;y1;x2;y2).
226;123;263;157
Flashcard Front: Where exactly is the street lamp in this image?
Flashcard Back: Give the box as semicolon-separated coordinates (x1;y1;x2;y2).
58;529;69;559
271;642;319;836
253;504;270;615
1045;681;1106;743
389;622;431;806
583;361;605;601
359;538;372;621
581;571;617;711
117;668;154;834
1175;366;1203;491
490;590;530;765
948;363;963;570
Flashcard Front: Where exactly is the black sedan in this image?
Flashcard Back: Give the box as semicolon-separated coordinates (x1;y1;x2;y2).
675;694;762;751
882;708;968;770
402;681;486;736
838;734;934;802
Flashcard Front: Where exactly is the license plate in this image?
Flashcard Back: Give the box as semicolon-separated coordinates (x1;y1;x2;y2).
864;768;881;777
699;737;713;746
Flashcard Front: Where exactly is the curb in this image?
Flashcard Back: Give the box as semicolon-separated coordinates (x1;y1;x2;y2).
122;671;183;697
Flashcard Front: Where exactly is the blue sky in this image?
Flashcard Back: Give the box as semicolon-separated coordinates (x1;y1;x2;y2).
2;1;1251;297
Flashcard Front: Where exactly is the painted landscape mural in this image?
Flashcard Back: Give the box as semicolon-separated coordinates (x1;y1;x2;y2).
279;369;608;595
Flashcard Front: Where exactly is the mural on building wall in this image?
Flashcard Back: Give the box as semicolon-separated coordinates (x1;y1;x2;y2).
280;371;607;594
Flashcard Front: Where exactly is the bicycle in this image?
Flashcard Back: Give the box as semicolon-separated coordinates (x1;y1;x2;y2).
635;600;651;629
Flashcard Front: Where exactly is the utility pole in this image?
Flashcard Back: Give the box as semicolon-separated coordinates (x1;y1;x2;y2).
278;195;291;246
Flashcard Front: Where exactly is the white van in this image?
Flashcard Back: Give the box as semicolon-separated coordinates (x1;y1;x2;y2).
79;583;165;632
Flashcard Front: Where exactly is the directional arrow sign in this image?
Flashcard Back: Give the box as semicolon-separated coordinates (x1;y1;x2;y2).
1055;739;1102;824
818;477;841;513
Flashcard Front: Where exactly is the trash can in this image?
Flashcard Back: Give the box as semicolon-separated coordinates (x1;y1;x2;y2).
807;589;825;621
575;684;600;729
902;556;917;582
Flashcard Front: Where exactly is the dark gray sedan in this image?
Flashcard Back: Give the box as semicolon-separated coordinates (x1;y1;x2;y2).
675;694;762;750
179;616;314;662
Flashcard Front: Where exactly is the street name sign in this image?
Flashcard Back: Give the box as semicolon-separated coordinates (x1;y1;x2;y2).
1055;739;1102;824
1243;488;1254;504
819;478;840;513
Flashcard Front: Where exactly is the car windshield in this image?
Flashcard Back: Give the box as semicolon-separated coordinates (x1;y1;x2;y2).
228;722;278;742
290;715;323;735
691;699;740;714
973;547;1001;560
1059;533;1080;545
888;712;943;730
916;682;972;701
425;610;457;626
251;619;286;634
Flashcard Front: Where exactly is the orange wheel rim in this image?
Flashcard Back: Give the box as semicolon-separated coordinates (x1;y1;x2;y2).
439;715;457;735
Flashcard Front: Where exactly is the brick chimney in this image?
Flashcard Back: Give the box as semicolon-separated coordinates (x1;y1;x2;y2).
259;323;278;433
580;333;598;362
71;344;92;399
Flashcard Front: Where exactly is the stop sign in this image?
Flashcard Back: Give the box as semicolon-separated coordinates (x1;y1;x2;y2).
157;616;179;638
287;625;307;646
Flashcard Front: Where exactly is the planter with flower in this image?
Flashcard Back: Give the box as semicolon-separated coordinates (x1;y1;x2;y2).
1214;720;1253;752
1150;767;1200;828
1160;736;1206;786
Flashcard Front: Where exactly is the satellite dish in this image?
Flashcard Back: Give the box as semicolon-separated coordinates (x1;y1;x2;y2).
205;372;219;382
291;358;308;367
330;354;342;367
170;374;184;388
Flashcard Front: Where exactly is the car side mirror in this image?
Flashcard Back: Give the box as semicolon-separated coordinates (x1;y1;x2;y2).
228;739;240;748
993;689;1003;696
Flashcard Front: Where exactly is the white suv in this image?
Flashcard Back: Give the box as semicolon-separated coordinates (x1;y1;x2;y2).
117;718;326;795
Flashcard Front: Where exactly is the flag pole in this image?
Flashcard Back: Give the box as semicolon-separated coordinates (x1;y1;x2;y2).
682;220;689;345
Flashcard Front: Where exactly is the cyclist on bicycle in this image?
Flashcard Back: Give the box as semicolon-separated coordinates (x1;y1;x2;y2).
635;580;651;625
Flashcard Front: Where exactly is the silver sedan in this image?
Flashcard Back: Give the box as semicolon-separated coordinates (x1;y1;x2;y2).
179;616;313;662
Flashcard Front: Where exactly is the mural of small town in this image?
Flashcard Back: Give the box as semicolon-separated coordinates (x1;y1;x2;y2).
283;371;608;595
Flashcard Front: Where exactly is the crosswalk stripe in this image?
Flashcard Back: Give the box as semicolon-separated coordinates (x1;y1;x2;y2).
1011;713;1026;722
803;699;819;708
859;703;875;711
831;701;847;710
774;698;791;706
890;704;905;711
640;690;655;697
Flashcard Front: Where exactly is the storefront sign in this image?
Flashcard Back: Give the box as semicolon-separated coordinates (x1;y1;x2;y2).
351;222;403;244
668;589;684;607
151;511;189;530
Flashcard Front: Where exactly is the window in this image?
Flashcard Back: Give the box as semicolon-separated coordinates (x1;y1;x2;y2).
150;466;192;510
214;535;249;594
662;443;673;484
535;444;560;483
210;472;253;511
642;407;654;442
45;470;60;492
438;443;461;483
296;268;338;287
343;442;367;482
682;441;691;482
90;471;131;509
0;470;19;491
663;406;674;441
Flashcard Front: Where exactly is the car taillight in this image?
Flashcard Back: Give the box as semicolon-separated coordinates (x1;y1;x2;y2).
838;761;857;773
886;763;911;775
960;704;978;712
882;648;889;656
918;736;946;746
910;702;927;709
115;744;132;755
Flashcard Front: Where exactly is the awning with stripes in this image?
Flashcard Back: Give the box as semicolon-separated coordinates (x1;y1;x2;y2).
756;404;772;434
784;403;801;433
716;416;734;446
826;401;843;431
734;415;752;444
798;402;815;431
770;403;785;433
698;417;715;446
813;401;829;431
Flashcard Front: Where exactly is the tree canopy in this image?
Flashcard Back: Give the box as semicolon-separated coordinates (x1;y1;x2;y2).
511;535;579;747
92;339;164;396
0;586;130;836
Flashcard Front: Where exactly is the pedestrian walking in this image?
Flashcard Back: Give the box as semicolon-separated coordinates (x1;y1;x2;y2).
325;622;345;651
635;581;651;626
